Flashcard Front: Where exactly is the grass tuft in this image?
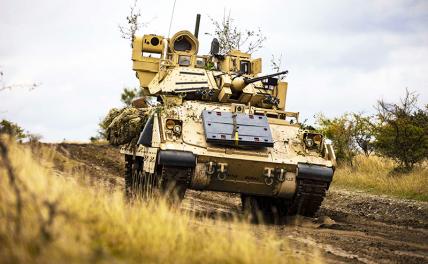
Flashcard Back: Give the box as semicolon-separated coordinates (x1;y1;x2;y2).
333;155;428;201
0;138;321;263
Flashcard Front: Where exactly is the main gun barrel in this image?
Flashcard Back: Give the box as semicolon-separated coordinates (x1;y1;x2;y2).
244;70;288;85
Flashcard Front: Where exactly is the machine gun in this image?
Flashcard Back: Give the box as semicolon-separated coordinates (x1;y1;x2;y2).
231;70;288;91
244;70;288;85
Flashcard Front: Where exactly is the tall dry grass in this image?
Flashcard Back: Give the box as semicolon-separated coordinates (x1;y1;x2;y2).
333;155;428;201
0;138;321;263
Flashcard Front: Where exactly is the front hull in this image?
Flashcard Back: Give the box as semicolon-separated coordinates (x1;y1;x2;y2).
121;146;333;198
121;100;335;200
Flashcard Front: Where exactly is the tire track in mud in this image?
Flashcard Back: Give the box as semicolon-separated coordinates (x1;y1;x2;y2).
182;189;428;264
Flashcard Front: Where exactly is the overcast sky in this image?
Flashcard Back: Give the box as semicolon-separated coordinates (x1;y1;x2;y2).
1;0;427;142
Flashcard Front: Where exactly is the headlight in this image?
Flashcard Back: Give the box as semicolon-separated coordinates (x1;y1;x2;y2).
313;134;322;144
303;132;323;149
305;138;314;148
165;119;183;136
173;124;182;134
166;119;175;130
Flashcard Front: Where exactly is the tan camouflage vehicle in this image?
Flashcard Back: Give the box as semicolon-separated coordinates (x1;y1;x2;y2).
120;15;336;222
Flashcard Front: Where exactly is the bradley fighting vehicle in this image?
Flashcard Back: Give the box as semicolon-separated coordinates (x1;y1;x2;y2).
121;15;336;221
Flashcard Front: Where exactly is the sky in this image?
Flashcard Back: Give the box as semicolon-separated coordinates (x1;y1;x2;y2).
0;0;427;142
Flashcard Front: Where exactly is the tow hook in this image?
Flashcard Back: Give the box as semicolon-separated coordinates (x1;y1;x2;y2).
275;168;286;182
264;167;274;186
206;161;216;175
217;163;228;180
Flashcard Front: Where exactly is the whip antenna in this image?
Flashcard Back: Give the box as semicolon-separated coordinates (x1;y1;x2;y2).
167;0;177;37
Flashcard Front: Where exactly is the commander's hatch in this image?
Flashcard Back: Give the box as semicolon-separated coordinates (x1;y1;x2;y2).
201;110;274;148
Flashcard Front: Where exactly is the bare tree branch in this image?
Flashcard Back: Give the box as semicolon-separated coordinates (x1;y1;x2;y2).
0;83;41;92
376;88;418;124
270;54;286;80
0;66;40;92
118;0;152;41
207;12;267;54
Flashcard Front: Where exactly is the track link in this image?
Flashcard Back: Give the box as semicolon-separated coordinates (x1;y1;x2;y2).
288;179;330;217
159;166;191;202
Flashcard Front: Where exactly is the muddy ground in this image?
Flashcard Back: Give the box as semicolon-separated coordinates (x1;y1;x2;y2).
50;143;428;264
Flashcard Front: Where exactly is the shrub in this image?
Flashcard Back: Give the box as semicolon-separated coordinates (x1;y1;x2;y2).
374;90;428;171
0;119;26;141
317;114;359;166
352;113;375;157
121;87;142;106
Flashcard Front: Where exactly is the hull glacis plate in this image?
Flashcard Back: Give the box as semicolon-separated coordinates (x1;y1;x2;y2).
202;110;274;147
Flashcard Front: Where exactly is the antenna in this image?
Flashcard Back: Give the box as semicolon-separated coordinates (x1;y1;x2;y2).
194;14;201;38
167;0;177;37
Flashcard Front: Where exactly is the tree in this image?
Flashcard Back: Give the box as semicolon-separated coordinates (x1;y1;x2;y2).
374;90;428;171
0;120;26;142
317;114;358;166
352;113;375;157
27;133;42;144
119;0;143;41
121;87;143;106
118;0;152;42
207;12;266;54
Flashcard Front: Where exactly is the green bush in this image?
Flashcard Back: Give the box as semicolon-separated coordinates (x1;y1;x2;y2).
317;114;359;166
121;87;142;106
0;119;26;141
374;90;428;171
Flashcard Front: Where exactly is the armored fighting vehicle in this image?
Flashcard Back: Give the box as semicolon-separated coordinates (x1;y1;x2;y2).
121;15;336;221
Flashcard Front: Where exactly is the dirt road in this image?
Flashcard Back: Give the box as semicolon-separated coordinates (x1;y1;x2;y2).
182;189;428;264
53;143;428;263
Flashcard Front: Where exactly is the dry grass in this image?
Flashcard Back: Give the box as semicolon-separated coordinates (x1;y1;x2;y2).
0;138;322;264
333;155;428;201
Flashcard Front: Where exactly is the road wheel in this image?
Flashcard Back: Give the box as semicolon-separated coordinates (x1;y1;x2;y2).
124;155;158;200
288;179;328;217
241;195;289;224
159;166;189;204
124;154;134;198
241;194;265;224
140;171;159;199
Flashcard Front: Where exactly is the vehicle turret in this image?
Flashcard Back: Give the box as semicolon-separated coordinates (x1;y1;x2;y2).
130;27;292;111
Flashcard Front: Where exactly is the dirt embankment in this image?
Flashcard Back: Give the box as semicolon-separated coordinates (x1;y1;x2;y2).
49;143;428;264
46;142;125;187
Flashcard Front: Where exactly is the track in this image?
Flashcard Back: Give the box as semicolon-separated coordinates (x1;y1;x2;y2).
53;143;428;264
289;178;330;217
